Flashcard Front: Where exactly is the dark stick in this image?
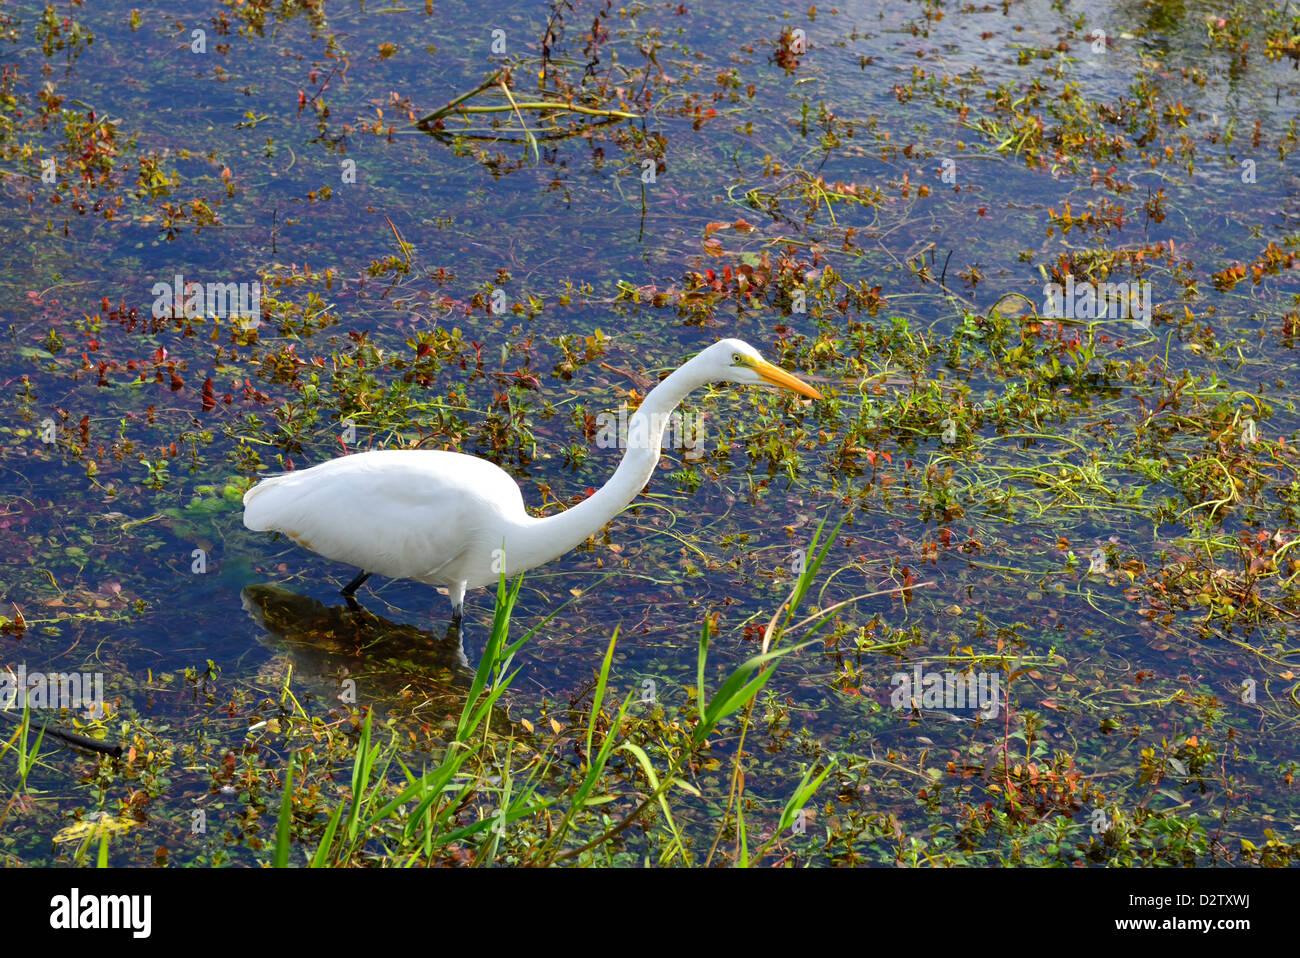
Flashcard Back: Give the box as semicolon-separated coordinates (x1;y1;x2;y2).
340;569;372;597
0;709;123;758
415;70;505;128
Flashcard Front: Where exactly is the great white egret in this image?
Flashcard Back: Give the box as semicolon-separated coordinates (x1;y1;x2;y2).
242;338;820;626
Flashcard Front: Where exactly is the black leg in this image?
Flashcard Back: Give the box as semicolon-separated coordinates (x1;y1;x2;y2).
340;570;371;598
444;604;465;651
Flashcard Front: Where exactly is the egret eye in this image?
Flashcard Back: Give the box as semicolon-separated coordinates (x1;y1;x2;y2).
731;353;743;364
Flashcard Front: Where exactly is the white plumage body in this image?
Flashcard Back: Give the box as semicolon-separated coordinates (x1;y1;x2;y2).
243;450;529;601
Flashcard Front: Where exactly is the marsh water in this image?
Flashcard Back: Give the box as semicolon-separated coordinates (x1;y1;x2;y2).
2;0;1299;865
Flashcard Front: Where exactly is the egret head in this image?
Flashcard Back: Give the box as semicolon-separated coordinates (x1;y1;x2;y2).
697;338;822;400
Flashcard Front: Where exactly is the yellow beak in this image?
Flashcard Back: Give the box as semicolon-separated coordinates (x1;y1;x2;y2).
754;359;822;400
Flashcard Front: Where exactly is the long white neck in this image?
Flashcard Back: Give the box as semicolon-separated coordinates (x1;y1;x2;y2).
515;363;701;567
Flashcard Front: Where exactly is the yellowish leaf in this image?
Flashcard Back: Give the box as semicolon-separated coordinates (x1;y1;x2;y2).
54;814;137;845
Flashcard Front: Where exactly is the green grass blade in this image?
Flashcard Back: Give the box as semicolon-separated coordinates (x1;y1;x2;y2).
619;741;689;865
309;802;345;868
696;617;709;722
736;800;749;868
586;628;619;761
694;643;811;744
273;758;295;868
776;760;835;835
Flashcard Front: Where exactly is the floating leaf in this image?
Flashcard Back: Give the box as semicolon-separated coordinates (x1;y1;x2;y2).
54;813;138;844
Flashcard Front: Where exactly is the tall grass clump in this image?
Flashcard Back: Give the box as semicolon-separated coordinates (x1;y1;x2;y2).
272;521;846;867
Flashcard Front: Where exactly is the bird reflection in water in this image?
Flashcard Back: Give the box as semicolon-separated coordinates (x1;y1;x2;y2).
240;583;515;732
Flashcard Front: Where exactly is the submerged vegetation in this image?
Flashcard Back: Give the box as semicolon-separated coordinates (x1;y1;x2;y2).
0;0;1298;866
